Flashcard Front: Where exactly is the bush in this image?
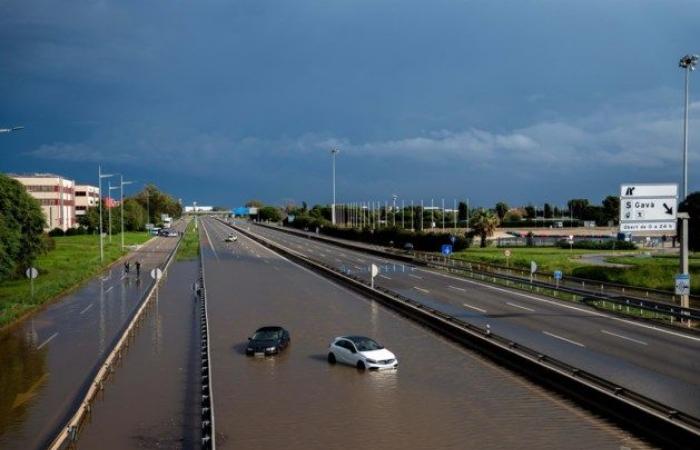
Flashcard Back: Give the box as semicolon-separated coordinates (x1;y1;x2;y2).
556;239;636;250
48;228;65;237
64;227;86;236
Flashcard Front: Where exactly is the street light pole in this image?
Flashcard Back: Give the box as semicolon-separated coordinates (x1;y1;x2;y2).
679;54;698;200
108;182;120;243
120;176;134;251
331;148;339;225
392;194;398;227
98;166;114;263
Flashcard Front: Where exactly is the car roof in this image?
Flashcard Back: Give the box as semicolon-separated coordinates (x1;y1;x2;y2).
255;326;285;332
338;335;371;344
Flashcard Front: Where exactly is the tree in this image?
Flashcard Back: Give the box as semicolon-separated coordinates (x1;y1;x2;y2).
457;201;468;224
544;203;553;219
679;192;700;251
470;209;499;248
553;206;561;217
258;206;283;222
133;184;182;224
245;199;265;208
0;174;47;281
567;199;590;219
602;195;620;225
495;202;509;220
524;204;536;219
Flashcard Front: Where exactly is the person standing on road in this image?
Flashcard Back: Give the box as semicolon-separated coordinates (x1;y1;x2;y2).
124;261;130;274
135;260;141;277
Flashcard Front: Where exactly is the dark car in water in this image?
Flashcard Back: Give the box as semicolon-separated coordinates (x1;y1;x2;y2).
246;326;290;356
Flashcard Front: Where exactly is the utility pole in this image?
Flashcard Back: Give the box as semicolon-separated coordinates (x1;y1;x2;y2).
331;148;339;225
120;176;133;251
679;54;698;199
98;166;113;263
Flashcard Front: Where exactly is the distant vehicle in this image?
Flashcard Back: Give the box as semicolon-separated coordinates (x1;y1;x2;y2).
327;336;398;370
246;326;290;356
166;230;178;237
225;234;238;242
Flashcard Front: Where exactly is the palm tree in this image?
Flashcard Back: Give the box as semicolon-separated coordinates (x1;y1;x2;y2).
470;209;499;247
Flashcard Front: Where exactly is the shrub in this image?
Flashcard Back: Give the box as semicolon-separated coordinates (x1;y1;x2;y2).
48;228;65;237
556;239;636;250
65;227;86;236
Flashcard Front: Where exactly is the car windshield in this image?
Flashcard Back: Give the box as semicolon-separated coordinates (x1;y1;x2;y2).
252;330;280;341
350;337;383;351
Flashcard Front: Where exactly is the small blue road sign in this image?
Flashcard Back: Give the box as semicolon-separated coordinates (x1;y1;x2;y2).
441;244;453;256
553;270;563;280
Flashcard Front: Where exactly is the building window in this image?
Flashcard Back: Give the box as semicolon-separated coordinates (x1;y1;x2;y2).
75;191;87;197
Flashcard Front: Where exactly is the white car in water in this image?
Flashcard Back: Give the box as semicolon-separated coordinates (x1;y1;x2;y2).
327;336;398;370
225;234;238;242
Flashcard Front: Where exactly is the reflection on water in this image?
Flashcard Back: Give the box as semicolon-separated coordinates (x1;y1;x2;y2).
0;330;48;437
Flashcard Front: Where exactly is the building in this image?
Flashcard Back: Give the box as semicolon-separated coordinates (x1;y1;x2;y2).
185;205;213;212
74;184;100;217
11;173;76;231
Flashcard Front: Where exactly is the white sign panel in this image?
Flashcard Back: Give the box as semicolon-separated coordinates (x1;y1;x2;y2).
620;183;678;232
675;274;690;296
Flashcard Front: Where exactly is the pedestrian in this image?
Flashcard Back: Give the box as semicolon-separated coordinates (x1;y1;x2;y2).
124;261;130;274
135;260;141;277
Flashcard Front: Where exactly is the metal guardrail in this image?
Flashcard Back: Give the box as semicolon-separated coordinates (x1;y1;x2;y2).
226;220;700;447
198;232;216;449
48;222;186;450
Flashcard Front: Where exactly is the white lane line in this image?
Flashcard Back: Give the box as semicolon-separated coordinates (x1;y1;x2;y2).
201;220;219;260
320;253;326;257
507;302;535;312
463;303;487;313
356;258;366;263
80;303;94;315
543;331;585;348
120;275;127;280
353;265;363;270
335;258;342;263
340;253;347;257
379;274;392;280
414;286;430;293
601;329;648;346
408;274;423;280
419;268;700;343
448;285;466;292
105;286;114;294
37;332;58;350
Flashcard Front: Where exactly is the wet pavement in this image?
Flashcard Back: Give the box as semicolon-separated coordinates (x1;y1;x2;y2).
201;218;652;450
76;260;201;449
0;222;185;450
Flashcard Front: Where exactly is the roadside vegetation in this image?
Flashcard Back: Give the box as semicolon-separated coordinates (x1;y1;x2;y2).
176;219;199;261
0;232;151;328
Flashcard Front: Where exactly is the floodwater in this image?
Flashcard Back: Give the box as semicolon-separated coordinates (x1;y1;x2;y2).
201;217;653;450
76;260;202;449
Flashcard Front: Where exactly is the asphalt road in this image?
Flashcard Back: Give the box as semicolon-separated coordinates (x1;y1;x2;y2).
231;220;700;419
200;217;650;449
0;221;186;450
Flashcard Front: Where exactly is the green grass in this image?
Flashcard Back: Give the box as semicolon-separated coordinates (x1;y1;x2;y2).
0;232;152;328
452;246;699;292
176;219;199;261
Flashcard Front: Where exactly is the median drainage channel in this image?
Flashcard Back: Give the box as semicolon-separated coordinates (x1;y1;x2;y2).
47;231;184;450
224;220;700;449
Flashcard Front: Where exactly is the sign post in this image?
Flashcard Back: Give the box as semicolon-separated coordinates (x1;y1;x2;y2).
25;267;38;302
370;263;379;289
530;261;538;283
553;270;563;289
504;249;511;267
678;212;691;309
568;234;574;253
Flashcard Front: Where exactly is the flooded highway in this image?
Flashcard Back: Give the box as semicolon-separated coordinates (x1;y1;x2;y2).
201;218;652;449
76;260;202;449
0;223;184;450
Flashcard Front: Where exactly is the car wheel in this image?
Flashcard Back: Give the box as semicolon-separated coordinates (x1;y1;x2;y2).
327;353;336;364
356;361;366;371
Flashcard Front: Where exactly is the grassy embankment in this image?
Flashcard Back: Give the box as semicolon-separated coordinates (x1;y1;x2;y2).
0;232;151;329
176;219;200;261
452;247;700;291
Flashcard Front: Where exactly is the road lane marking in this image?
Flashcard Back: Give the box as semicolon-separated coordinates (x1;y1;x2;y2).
448;285;466;292
414;286;429;293
601;329;648;346
356;258;366;263
353;265;362;270
320;253;326;257
120;275;127;280
408;274;423;280
543;331;585;348
105;286;114;294
340;253;347;257
37;332;58;350
419;268;700;343
507;302;535;312
201;220;219;260
379;274;392;280
335;258;342;263
80;303;94;315
463;303;487;313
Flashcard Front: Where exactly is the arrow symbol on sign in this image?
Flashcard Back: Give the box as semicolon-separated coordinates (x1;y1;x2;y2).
663;203;673;215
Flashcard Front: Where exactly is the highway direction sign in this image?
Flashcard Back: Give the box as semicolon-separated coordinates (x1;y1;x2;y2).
620;183;678;232
675;274;690;296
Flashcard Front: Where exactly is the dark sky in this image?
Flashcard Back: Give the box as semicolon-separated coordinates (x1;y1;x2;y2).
2;0;699;208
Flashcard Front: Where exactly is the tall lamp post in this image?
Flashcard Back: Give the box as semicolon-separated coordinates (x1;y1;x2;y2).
98;167;114;262
108;182;120;243
331;148;339;225
392;194;398;227
679;54;698;200
120;176;134;251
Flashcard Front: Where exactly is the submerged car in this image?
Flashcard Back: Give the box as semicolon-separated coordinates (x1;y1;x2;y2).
225;234;238;242
246;326;290;356
327;336;398;370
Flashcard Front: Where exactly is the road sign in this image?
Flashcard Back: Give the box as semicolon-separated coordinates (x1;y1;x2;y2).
675;274;690;296
553;270;562;280
620;183;678;232
504;249;511;258
441;244;453;256
370;263;379;289
150;268;163;280
450;235;456;244
530;261;538;273
25;267;38;279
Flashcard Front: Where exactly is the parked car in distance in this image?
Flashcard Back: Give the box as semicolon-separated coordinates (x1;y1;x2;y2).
225;233;238;242
327;336;398;370
166;230;178;237
246;326;290;356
